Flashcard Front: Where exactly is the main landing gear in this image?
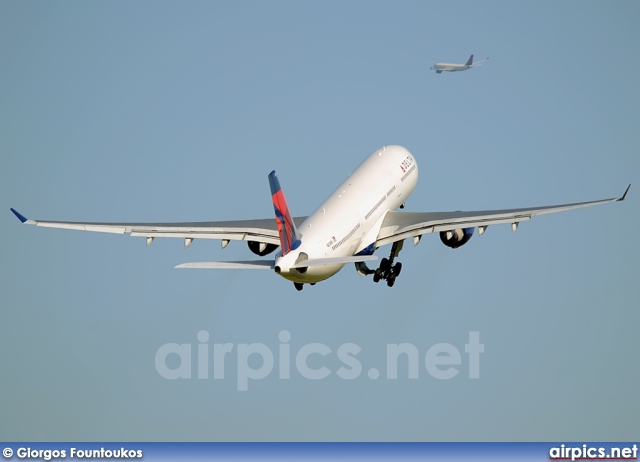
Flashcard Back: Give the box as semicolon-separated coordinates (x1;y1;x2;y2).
373;240;404;287
293;282;315;291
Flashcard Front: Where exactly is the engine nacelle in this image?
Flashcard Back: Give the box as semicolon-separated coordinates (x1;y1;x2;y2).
439;227;474;249
247;241;278;256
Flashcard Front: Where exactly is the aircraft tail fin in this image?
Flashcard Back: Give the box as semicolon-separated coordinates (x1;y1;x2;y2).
465;55;474;66
268;171;302;256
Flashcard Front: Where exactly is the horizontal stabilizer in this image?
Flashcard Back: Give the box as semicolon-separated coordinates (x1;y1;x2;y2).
290;255;378;268
175;260;275;270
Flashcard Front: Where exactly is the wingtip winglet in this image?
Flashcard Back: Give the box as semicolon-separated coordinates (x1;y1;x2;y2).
10;208;28;223
618;184;631;202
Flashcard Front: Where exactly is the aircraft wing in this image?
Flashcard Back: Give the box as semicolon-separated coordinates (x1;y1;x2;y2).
9;208;307;247
375;185;630;247
471;57;489;67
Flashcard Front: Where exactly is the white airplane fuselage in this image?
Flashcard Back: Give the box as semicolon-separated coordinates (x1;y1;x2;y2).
432;63;471;72
274;145;418;283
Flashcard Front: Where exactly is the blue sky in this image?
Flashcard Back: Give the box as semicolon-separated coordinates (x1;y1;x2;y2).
1;1;639;441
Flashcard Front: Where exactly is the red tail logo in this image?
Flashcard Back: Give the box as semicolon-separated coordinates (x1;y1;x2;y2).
268;171;301;255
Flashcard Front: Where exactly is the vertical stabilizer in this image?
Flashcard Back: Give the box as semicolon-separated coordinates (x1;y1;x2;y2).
465;54;474;66
268;171;301;255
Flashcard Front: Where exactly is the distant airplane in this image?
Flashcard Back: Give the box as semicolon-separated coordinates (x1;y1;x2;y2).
11;146;629;291
431;54;488;73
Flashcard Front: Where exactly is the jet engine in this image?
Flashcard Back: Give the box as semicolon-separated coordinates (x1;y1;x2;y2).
439;227;474;249
247;241;278;256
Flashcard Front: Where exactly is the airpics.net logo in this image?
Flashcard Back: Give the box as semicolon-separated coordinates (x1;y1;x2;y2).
155;331;484;391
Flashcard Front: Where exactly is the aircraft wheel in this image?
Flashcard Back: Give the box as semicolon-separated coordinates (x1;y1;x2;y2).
387;274;396;287
393;262;402;276
294;282;304;291
373;268;382;283
380;258;390;272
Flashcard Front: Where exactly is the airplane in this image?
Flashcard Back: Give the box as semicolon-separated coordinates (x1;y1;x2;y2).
11;145;630;291
431;55;488;73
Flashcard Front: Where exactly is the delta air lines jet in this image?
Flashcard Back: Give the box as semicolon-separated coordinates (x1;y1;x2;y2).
11;146;629;291
431;55;488;73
